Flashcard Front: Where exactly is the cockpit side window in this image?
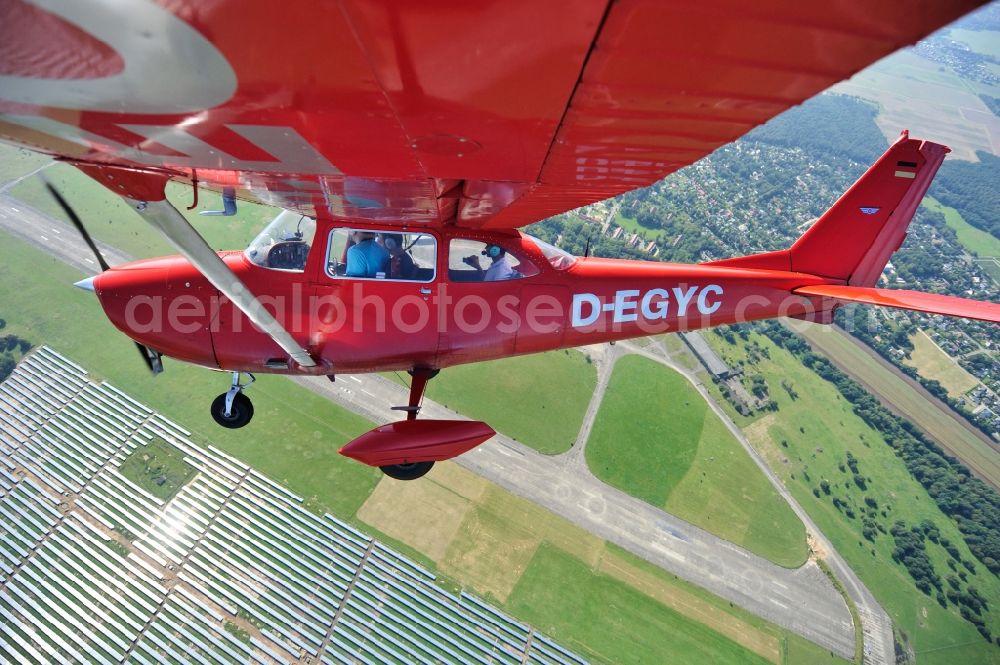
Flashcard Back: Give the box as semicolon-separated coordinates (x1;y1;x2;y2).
447;239;539;282
325;228;436;282
245;211;316;272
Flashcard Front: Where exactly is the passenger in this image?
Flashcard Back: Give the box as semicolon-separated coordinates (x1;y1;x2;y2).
345;230;390;278
382;233;416;280
463;244;515;281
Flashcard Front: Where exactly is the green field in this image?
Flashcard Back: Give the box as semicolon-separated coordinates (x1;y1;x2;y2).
977;258;1000;284
923;197;1000;258
506;544;773;665
613;212;666;241
586;354;808;567
0;142;52;186
401;350;597;455
118;437;196;502
711;330;1000;665
798;324;1000;490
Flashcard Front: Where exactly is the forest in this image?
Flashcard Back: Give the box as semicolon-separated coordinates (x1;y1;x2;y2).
931;151;1000;241
744;93;888;165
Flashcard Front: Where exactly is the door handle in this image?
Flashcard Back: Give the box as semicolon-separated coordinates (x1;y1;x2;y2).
419;287;432;295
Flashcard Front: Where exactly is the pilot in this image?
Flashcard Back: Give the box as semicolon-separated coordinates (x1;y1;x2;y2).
381;233;416;280
345;230;390;278
463;244;515;281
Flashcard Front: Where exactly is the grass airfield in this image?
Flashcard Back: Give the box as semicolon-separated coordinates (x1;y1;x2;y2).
587;354;808;568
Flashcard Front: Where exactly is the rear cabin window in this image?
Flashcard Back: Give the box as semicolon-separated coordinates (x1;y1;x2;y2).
326;229;436;282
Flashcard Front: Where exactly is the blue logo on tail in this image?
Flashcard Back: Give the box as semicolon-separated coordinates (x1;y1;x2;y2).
859;207;880;215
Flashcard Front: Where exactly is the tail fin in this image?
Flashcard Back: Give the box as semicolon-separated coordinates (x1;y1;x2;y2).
707;131;950;285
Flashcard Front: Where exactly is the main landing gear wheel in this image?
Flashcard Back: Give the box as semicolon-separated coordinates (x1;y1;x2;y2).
211;392;254;429
377;367;439;481
210;371;256;429
379;461;434;481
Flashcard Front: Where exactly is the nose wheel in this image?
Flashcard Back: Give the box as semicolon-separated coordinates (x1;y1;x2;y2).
211;372;255;429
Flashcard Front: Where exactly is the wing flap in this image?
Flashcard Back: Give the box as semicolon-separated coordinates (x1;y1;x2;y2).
793;285;1000;323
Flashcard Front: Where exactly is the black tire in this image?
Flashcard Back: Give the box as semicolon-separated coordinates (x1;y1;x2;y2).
379;461;434;481
210;392;254;429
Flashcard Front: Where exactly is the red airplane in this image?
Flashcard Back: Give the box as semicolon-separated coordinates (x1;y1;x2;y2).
1;0;996;480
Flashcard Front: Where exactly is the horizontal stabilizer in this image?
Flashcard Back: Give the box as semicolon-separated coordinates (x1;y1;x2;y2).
793;285;1000;323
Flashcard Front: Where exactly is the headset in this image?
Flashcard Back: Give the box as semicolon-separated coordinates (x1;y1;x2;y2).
482;244;505;259
382;234;402;252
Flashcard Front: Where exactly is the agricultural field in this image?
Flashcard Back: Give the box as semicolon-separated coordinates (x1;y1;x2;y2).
586;354;808;568
977;258;1000;284
830;50;998;161
923;196;1000;259
904;329;979;399
710;330;1000;665
949;28;1000;60
402;350;597;454
797;323;1000;490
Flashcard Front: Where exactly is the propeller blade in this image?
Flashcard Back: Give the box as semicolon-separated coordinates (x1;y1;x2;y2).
43;179;111;272
44;180;163;376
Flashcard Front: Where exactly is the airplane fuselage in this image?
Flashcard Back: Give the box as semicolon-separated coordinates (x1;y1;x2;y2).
89;223;836;375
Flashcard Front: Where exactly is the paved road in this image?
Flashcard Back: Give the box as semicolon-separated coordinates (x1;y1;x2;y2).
0;193;132;274
0;195;867;659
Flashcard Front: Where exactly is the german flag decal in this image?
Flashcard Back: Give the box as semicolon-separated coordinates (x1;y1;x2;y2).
895;160;918;179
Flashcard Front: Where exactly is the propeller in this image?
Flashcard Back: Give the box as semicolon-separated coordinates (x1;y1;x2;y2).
43;180;164;375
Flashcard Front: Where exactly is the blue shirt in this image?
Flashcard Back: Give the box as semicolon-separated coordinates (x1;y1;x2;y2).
345;239;390;278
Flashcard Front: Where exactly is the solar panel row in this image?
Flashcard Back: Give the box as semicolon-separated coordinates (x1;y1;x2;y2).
0;347;588;664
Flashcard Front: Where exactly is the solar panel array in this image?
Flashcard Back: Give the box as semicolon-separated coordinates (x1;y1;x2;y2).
0;347;587;664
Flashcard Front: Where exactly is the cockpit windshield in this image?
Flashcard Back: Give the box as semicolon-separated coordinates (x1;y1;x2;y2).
523;233;577;270
246;211;317;272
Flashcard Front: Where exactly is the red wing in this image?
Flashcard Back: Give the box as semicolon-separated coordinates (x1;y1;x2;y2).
0;0;985;228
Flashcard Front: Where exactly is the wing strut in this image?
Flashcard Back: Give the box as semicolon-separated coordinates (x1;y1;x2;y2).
131;197;317;368
67;160;317;369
